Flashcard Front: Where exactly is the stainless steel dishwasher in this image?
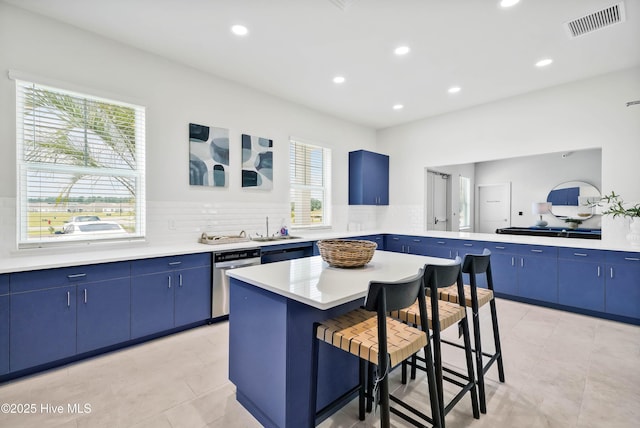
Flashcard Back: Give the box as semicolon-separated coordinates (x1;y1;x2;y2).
212;248;261;319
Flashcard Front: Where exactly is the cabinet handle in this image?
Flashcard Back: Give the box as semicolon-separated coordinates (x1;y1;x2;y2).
169;261;182;266
67;291;71;307
610;267;614;279
531;249;543;253
392;237;399;241
624;257;640;261
496;246;505;250
168;276;172;288
413;239;421;242
179;274;183;287
449;250;452;258
511;256;515;266
464;243;473;247
67;273;87;279
84;288;88;304
401;245;405;252
521;258;524;267
573;253;588;257
597;266;601;277
437;241;445;245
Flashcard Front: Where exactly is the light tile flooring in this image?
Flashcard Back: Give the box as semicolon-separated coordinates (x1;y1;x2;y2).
0;299;638;428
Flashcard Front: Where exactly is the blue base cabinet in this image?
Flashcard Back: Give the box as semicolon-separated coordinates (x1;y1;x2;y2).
348;150;389;205
482;243;519;295
605;252;640;318
517;245;558;303
558;248;605;312
10;285;77;372
0;275;10;375
132;253;211;338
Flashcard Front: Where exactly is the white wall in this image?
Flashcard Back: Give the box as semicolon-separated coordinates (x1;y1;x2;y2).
377;67;640;245
0;4;377;253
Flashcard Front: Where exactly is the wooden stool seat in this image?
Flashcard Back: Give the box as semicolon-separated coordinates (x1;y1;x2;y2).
437;284;494;308
317;308;428;367
390;297;467;331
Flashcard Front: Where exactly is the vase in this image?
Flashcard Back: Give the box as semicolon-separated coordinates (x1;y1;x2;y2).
627;217;640;248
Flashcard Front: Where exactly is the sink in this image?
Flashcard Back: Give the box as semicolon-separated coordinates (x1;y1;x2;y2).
250;236;302;242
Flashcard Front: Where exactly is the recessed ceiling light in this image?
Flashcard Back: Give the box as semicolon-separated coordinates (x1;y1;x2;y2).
333;76;345;84
394;46;410;56
393;104;404;110
231;25;248;36
535;58;553;67
500;0;520;7
448;86;461;94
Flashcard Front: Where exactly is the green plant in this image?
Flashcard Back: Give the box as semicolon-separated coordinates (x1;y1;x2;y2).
595;191;640;218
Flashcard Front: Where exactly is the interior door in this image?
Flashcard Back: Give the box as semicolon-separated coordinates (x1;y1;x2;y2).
478;183;511;233
427;171;449;231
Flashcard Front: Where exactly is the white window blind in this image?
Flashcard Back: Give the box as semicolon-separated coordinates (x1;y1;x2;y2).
15;80;146;247
289;139;331;227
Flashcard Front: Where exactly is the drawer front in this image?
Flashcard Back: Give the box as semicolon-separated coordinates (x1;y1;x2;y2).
558;247;605;262
605;251;640;265
132;253;211;276
11;261;131;293
517;245;558;258
481;242;519;254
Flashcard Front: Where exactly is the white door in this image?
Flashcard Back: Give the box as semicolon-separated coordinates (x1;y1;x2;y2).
427;171;449;231
478;183;511;233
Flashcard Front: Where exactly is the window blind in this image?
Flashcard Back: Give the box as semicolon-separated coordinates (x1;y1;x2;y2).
289;139;331;227
15;80;146;247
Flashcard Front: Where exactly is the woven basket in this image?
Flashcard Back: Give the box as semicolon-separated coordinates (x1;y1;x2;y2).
316;239;377;268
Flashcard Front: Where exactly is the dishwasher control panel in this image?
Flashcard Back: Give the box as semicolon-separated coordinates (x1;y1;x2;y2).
214;248;261;263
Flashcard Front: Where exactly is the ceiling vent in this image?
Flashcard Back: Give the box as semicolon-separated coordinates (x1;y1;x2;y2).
328;0;359;12
564;2;626;38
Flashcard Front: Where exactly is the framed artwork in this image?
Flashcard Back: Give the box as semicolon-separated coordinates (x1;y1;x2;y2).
189;123;229;187
241;134;273;190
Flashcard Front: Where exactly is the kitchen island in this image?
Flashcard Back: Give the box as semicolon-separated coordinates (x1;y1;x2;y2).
226;251;453;428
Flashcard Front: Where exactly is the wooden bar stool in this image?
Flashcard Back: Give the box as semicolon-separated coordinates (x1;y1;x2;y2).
309;271;442;428
391;260;480;427
436;249;505;414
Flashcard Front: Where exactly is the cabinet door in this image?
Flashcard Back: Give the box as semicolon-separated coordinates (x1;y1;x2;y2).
77;278;131;354
605;253;640;319
518;247;558;303
10;286;76;372
175;266;211;327
490;253;518;295
131;272;175;338
0;294;8;375
385;235;407;253
370;151;389;205
558;249;604;312
425;239;455;259
348;150;389;206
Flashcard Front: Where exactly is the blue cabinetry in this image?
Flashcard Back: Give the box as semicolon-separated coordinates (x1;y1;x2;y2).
605;252;640;319
9;261;131;371
424;237;457;259
482;242;519;295
348;150;389;205
352;234;385;251
517;245;558;303
386;235;428;255
558;248;604;312
0;275;9;375
131;253;211;338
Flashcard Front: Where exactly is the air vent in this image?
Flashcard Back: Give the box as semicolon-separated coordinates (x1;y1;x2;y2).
328;0;359;12
565;2;626;38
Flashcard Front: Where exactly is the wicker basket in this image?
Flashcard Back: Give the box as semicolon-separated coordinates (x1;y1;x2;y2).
316;239;377;268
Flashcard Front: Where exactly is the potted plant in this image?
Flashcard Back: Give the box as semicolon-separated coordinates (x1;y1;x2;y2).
594;191;640;247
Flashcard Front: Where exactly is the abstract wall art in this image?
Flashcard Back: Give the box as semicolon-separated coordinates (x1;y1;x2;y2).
189;123;229;187
241;134;273;190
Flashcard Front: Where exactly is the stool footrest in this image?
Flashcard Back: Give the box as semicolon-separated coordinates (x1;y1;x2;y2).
389;395;435;427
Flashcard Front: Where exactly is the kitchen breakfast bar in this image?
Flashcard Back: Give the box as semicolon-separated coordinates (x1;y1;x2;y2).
227;251;453;428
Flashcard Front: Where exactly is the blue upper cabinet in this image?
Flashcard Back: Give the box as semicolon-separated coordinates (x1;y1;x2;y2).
349;150;389;205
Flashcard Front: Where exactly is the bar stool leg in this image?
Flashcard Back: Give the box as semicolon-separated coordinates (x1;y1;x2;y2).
471;303;487;414
461;317;480;419
489;298;505;382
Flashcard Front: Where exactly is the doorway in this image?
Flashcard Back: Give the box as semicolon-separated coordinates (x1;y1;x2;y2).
477;183;511;233
426;170;450;231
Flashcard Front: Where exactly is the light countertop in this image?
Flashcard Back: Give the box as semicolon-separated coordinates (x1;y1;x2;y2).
226;251;454;310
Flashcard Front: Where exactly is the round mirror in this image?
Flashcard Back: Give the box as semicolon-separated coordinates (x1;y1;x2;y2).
546;181;601;219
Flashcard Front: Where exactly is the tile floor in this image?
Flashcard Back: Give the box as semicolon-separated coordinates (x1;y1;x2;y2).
0;298;638;428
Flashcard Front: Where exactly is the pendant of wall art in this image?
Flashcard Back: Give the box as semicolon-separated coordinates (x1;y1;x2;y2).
189;123;229;187
241;134;273;190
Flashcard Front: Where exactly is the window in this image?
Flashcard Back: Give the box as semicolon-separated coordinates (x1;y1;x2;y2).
289;139;331;227
15;80;145;247
459;176;471;230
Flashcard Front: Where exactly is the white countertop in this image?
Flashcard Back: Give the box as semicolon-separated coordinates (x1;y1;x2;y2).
226;251;454;310
0;228;637;274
